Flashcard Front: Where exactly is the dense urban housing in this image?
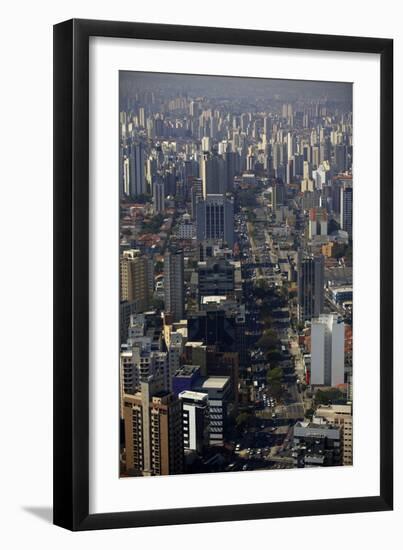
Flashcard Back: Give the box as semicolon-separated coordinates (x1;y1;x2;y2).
119;72;353;477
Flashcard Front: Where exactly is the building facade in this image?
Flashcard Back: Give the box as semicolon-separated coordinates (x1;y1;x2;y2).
196;194;234;247
123;379;184;476
297;252;324;322
164;247;185;322
310;314;345;387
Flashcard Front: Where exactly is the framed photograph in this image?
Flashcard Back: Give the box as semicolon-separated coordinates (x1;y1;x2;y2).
53;19;393;530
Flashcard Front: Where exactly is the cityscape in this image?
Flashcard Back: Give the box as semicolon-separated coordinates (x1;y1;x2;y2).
119;71;353;477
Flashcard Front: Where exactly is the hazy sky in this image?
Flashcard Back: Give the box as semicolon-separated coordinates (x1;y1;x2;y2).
120;71;352;105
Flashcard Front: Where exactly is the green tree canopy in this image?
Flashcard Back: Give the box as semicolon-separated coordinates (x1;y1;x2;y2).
257;329;279;351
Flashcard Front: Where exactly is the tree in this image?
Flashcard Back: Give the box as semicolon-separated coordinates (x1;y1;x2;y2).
142;213;164;234
315;388;343;405
257;329;279;351
238;189;257;208
235;412;253;432
266;349;283;363
266;366;283;399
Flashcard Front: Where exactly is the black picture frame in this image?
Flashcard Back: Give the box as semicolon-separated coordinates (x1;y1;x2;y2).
53;18;393;531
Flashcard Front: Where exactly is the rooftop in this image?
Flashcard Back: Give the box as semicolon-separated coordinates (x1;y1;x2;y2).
200;376;230;390
174;365;200;378
179;390;208;402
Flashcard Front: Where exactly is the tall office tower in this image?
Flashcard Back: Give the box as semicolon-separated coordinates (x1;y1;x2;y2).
308;208;328;239
164;247;185;322
138;107;146;128
297;252;324;322
303;144;311;162
196;194;234;247
179;391;209;453
293;153;304;178
224;149;238;191
303;160;312;181
311;314;345;387
340;185;353;240
272;143;282;171
184;159;199;190
189;100;200;118
201;152;227;197
153;179;165;213
119;147;125;199
193;376;231;446
334;144;348;172
146;118;155;139
191;179;203;220
154;116;164;138
168;332;184;392
312;145;320;168
123;379;184;476
196;258;235;301
146;155;157;189
129;142;146;198
282;103;292;119
246;147;255;171
286;158;294;184
123;156;130;196
240;112;249;132
272;180;285;210
263;115;272;138
287;132;295;161
320;137;332;164
120;250;151;311
201;136;211;152
164;166;177;196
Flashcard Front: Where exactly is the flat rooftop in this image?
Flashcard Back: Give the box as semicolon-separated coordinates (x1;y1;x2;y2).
174;364;200;377
179;390;208;402
200;376;230;390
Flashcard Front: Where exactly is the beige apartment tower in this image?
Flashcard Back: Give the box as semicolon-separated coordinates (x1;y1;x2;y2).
315;404;353;466
123;380;184;476
120;249;152;311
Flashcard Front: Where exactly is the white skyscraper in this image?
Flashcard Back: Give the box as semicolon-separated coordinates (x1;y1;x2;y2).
287;132;295;161
311;314;345;387
179;390;209;452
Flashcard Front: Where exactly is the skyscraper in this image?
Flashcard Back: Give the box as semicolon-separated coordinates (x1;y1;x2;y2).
164;247;185;322
297;252;324;322
341;185;353;240
201;152;227;197
123;379;184;476
196;194;234;247
128;142;146;198
179;390;209;453
120;250;151;311
310;314;345;387
153;178;165;213
193;376;230;447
